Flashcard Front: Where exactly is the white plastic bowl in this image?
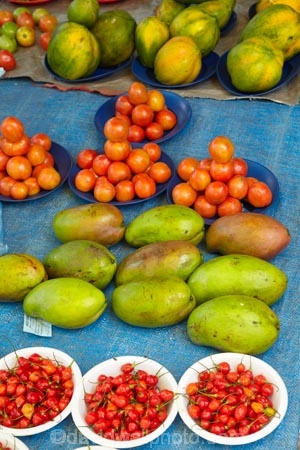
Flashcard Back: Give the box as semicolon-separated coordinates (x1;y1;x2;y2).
0;432;29;450
0;347;82;437
177;353;288;446
72;355;178;448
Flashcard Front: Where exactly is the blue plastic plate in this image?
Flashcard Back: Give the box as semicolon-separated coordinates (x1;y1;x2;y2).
131;52;219;89
94;90;192;145
68;151;175;206
0;142;73;202
44;55;132;84
217;51;300;96
166;159;279;225
248;2;257;18
221;11;237;35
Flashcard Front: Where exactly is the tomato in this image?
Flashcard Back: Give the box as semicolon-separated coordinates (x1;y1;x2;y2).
42;151;54;166
0;150;9;170
247;181;272;207
24;176;41;196
131;104;154;127
172;182;197;207
142;142;161;162
16;12;34;28
0;10;14;26
126;148;150;174
115;95;134;116
75;169;96;192
155;109;177;131
38;13;58;32
145;122;164;141
127;124;145;143
13;7;31;20
104;116;129;142
194;194;217;218
0;116;24;143
209;159;234;182
76;148;97;169
189;168;211;191
30;132;52;151
217;196;243;217
39;31;52;51
146;89;166;112
1;134;30;156
0;49;16;71
127;81;149;105
26;143;47;166
232;157;248;176
0;175;17;196
6;155;32;180
208;136;235;163
227;175;248;199
205;181;228;205
16;26;36;47
37;166;61;190
198;157;212;171
133;173;156;199
10;181;29;200
148;161;172;184
107;161;131;185
93;177;115;203
92;153;111;176
114;180;135;202
104;139;131;161
1;21;18;39
177;157;199;181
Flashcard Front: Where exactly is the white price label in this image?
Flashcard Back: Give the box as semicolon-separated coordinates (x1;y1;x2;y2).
23;314;52;337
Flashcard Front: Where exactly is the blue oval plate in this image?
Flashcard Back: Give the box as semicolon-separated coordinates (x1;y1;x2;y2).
0;142;73;202
248;2;257;18
166;159;279;225
221;11;237;35
44;55;132;84
94;90;192;145
217;51;300;96
131;52;219;89
68;151;175;206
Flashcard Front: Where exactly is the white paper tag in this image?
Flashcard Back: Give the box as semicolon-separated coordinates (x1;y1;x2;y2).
23;314;52;337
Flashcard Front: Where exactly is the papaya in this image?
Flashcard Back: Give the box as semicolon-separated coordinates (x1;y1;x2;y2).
135;16;170;69
256;0;300;14
205;212;291;260
125;204;205;247
112;276;196;327
0;254;47;302
44;240;117;290
187;254;288;305
115;240;203;285
196;0;233;29
67;0;100;29
91;10;136;67
23;278;107;329
46;22;101;80
187;295;280;354
52;203;125;247
156;0;186;26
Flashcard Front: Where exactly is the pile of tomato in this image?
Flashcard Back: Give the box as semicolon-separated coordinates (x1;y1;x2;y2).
0;116;61;200
0;352;74;429
186;360;277;437
84;362;175;441
172;135;273;219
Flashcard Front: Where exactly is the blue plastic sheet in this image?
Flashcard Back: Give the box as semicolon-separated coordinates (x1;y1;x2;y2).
0;79;299;450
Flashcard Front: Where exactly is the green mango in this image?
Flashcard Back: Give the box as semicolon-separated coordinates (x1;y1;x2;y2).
0;254;47;302
115;240;204;285
52;203;126;247
23;278;107;329
112;276;196;327
187;294;280;354
125;205;205;247
44;240;117;290
188;254;287;305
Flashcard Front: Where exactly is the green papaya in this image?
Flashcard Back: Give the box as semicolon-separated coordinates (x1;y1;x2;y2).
125;204;205;247
23;278;107;329
0;254;47;302
115;240;204;285
187;295;280;354
112;276;196;327
187;254;287;305
52;203;125;247
44;240;117;290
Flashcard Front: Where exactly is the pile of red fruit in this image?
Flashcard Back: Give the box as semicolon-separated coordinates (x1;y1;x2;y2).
0;352;74;429
186;360;277;437
84;362;175;441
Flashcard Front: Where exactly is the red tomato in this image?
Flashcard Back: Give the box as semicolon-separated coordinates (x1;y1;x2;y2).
24;176;41;196
10;181;29;200
209;160;234;182
133;173;156;199
146;90;166;112
247;181;272;207
227;175;249;199
75;169;96;192
1;134;30;156
0;176;17;196
126;149;150;174
142;142;161;162
16;26;36;47
232;157;248;176
177;157;199;181
6;155;32;180
16;12;34;28
92;154;111;176
104;116;129;142
205;181;228;205
114;180;135;202
127;124;145;143
0;116;24;143
37;166;61;190
0;10;14;26
26;143;47;166
104;139;131;161
76;148;97;169
145;122;164;141
115;95;134;116
172;182;197;207
155;109;177;131
107;161;131;185
128;81;149;105
148;161;172;184
217;196;243;216
39;31;52;51
0;50;16;71
131;104;154;127
208;135;235;163
30;132;52;151
198;157;212;171
189;168;211;191
194;194;217;219
38;14;58;32
0;150;9;170
93;177;115;202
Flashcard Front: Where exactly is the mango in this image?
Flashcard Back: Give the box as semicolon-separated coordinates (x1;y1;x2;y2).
187;254;287;305
52;203;125;247
115;240;203;285
112;276;196;327
23;278;107;329
125;205;205;247
44;240;117;290
206;212;291;260
0;254;47;302
187;294;280;354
